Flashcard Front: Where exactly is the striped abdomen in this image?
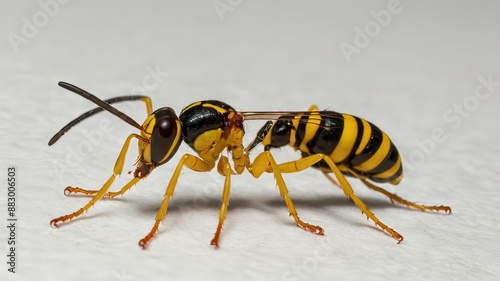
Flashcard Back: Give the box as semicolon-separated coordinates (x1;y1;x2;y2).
291;111;403;185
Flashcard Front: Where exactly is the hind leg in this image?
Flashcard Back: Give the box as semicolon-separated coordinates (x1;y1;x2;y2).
274;153;404;242
348;170;451;213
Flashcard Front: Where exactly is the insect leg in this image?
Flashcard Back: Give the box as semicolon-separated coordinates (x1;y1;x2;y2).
321;171;341;188
140;97;153;115
247;151;324;235
62;187;100;196
275;153;404;243
50;134;145;227
211;156;232;247
63;182;140;199
217;154;236;176
346;170;451;213
138;154;213;249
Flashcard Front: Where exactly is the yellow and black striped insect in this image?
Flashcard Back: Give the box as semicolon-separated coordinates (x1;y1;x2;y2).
49;82;450;248
243;105;451;242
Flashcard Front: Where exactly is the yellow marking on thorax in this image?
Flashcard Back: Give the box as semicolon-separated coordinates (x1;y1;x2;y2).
180;101;202;114
196;126;246;174
201;103;229;114
193;129;223;152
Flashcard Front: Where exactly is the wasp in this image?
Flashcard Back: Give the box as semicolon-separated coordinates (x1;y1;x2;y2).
49;82;450;248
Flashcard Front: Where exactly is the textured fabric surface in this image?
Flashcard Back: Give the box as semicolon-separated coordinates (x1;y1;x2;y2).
1;1;499;280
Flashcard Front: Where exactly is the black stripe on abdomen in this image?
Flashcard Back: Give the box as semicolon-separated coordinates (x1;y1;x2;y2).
306;112;344;156
349;122;383;166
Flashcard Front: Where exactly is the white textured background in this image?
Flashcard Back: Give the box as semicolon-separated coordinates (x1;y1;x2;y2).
1;1;499;280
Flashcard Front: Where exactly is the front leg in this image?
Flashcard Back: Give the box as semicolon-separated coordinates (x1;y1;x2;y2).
50;134;145;226
139;154;214;249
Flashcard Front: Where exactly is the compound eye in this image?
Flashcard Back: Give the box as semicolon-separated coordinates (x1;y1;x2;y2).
150;108;182;165
158;118;175;138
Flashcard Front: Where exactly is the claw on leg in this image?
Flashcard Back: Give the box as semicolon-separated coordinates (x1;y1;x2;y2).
139;220;161;249
295;218;324;235
210;223;223;248
64;186;98;196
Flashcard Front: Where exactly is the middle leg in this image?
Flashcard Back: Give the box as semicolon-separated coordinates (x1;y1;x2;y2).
210;156;233;247
348;169;451;213
247;151;324;235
